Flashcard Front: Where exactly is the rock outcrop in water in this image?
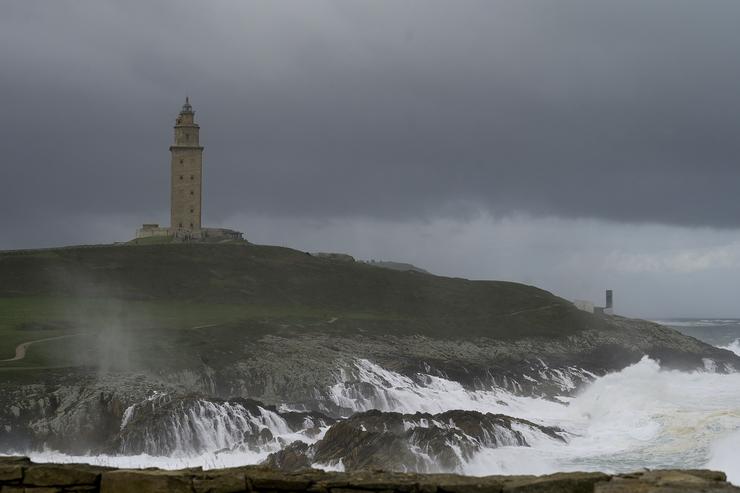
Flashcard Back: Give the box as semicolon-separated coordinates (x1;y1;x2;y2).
0;457;738;492
265;409;565;473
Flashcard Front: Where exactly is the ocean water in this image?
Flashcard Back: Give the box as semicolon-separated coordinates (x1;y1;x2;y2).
653;318;740;354
328;354;740;483
12;319;740;484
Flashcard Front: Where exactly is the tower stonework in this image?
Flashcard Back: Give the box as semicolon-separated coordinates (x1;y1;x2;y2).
134;99;243;242
170;98;203;232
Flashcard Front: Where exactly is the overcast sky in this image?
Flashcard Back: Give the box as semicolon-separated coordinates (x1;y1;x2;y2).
3;1;740;318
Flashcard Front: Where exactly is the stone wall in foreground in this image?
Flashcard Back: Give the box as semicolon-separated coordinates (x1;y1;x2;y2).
0;457;737;493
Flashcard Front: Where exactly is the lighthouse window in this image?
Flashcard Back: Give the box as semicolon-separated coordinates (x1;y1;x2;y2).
190;208;194;213
179;222;183;228
190;190;194;195
180;159;184;164
179;175;183;180
190;175;194;180
190;223;193;228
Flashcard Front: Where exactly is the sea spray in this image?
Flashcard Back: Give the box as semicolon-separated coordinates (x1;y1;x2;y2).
118;395;331;457
721;339;740;356
327;357;740;477
299;409;564;473
13;356;740;482
328;358;579;420
706;429;740;485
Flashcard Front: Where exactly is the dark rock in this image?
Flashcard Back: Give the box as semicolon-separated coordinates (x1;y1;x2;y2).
192;469;247;493
0;464;24;482
0;457;31;466
680;470;728;482
503;472;610;492
436;481;507;493
335;471;423;492
0;459;738;493
24;464;103;486
245;467;313;491
0;487;25;493
100;469;193;493
596;470;738;492
268;409;564;473
265;441;314;472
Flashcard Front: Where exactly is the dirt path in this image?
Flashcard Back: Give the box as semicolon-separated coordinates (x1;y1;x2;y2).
0;334;84;362
185;323;220;331
498;303;561;317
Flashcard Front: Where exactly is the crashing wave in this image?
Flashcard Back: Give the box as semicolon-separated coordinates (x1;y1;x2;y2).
8;356;740;485
117;394;332;456
265;408;565;473
326;358;585;419
721;339;740;357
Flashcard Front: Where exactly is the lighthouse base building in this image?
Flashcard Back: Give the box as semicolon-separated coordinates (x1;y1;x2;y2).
135;99;244;242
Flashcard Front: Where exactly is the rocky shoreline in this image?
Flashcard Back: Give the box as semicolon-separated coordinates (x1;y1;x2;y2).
2;245;739;478
0;457;738;492
3;324;737;456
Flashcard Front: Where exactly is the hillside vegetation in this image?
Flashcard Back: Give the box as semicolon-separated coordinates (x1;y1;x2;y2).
0;242;601;340
0;242;736;378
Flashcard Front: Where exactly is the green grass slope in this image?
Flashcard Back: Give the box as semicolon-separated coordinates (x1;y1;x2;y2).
0;243;736;393
0;242;600;341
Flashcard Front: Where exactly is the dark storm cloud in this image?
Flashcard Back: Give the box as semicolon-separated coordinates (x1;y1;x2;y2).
3;0;740;239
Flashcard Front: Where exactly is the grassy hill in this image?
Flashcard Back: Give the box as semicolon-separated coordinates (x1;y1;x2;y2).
0;241;605;370
0;242;734;376
0;242;600;331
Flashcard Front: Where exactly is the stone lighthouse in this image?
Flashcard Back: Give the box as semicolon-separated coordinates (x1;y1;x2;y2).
170;97;203;233
135;99;244;242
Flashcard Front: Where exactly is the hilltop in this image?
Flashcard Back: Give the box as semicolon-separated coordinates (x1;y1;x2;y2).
363;259;430;274
0;241;596;339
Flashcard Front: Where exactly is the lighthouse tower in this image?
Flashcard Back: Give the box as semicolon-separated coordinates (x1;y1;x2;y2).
134;99;243;242
170;98;203;233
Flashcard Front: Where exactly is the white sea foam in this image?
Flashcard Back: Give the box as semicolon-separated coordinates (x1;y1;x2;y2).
721;339;740;356
328;357;740;481
313;459;345;472
706;430;740;485
118;396;315;456
25;449;270;471
652;319;740;327
11;356;740;484
328;359;570;421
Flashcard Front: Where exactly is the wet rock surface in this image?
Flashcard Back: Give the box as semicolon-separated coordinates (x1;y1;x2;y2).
0;320;736;456
265;409;565;473
0;457;737;492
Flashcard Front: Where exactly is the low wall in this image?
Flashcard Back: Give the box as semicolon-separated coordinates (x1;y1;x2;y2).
0;457;736;493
